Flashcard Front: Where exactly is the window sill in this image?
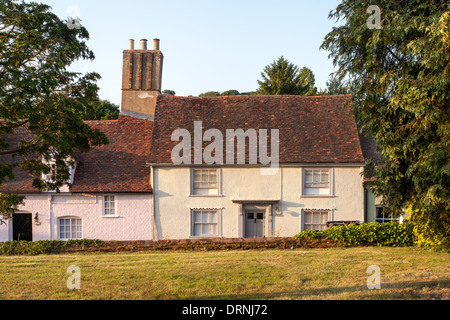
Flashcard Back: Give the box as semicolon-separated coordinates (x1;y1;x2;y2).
189;195;224;198
102;215;119;218
300;195;335;198
189;235;223;239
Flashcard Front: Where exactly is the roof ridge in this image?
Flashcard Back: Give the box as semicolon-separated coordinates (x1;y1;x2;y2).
157;94;352;100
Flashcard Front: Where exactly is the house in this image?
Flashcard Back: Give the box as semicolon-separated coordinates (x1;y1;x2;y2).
147;94;366;239
0;38;377;242
0;116;153;241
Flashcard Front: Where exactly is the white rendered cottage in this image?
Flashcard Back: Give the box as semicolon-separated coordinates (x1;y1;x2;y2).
0;116;154;241
147;94;366;240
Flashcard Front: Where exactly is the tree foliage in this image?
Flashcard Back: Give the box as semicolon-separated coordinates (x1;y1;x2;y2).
321;0;450;249
0;0;108;221
256;56;316;95
198;90;256;97
198;91;221;97
297;67;318;96
319;73;353;95
220;89;240;96
83;99;119;120
162;89;175;96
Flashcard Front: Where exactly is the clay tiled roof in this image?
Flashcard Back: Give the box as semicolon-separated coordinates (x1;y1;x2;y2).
1;94;365;194
70;115;153;193
0;125;38;193
149;94;365;164
0;115;153;194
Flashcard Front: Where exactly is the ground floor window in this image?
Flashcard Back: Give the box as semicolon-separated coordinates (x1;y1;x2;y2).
59;217;82;240
375;206;399;223
304;210;328;231
191;209;219;237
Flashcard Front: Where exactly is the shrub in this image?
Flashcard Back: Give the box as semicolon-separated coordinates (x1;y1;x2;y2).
294;230;321;240
294;222;416;247
0;239;102;256
408;204;450;251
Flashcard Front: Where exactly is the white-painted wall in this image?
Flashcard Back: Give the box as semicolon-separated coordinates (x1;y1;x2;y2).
153;165;365;240
0;194;152;241
0;165;365;242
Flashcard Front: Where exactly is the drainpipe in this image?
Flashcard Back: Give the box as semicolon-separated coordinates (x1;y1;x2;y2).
48;195;52;240
364;187;368;224
150;165;156;241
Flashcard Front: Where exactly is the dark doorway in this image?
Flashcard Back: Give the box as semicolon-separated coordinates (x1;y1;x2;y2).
12;213;32;241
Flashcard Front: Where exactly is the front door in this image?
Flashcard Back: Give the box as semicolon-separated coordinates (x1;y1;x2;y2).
12;213;32;241
245;211;264;238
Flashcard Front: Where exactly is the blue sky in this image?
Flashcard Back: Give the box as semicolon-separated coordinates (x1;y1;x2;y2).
35;0;342;106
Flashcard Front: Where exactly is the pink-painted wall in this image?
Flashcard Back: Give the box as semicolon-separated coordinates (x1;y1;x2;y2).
0;194;153;241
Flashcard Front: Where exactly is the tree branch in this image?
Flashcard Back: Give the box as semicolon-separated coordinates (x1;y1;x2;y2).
386;46;407;66
0;138;41;156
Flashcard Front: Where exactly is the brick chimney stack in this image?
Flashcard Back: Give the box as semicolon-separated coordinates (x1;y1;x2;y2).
121;38;163;120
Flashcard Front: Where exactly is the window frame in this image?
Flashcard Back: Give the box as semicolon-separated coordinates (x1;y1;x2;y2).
190;168;221;196
42;162;57;183
41;155;76;187
190;209;221;238
102;194;117;217
375;206;399;223
302;168;333;197
303;210;329;232
59;217;82;240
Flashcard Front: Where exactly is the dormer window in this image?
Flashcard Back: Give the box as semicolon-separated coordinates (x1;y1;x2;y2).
41;155;77;191
42;162;57;183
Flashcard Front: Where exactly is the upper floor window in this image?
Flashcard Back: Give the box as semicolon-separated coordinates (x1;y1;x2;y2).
303;168;331;195
103;195;116;216
41;154;76;190
192;168;219;195
42;162;57;183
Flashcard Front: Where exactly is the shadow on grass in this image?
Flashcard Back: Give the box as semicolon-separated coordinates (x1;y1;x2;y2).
189;279;450;300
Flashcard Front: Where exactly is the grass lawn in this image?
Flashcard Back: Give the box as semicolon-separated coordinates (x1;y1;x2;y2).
0;246;448;300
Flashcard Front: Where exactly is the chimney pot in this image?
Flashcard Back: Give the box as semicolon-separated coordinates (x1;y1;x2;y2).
140;39;148;50
153;38;160;50
128;39;135;50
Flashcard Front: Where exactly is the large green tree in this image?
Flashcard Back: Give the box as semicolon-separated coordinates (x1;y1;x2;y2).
256;56;314;95
322;0;449;249
297;67;318;96
0;0;108;222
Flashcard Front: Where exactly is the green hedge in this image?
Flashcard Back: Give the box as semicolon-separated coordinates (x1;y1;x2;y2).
295;222;416;247
0;224;416;255
0;239;102;255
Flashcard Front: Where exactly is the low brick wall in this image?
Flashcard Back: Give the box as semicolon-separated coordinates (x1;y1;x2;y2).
61;237;339;253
